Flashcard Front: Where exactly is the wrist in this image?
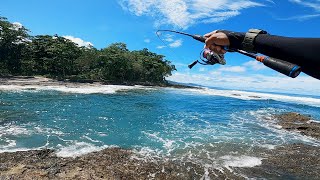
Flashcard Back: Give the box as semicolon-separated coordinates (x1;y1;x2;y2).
218;30;245;50
241;29;268;53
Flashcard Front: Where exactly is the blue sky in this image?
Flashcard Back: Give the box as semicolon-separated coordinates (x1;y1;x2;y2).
1;0;320;95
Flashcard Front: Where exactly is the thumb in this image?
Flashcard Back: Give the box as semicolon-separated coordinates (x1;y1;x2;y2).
205;33;219;49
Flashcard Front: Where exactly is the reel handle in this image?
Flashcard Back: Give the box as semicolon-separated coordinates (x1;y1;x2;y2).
188;60;198;69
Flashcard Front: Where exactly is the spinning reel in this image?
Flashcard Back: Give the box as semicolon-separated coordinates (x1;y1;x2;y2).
188;49;226;69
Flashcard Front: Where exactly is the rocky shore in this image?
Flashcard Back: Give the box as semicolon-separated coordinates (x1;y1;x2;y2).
0;76;197;89
274;112;320;139
1;113;319;179
0;148;243;180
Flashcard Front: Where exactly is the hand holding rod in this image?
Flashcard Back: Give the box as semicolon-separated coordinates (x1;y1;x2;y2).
157;30;301;78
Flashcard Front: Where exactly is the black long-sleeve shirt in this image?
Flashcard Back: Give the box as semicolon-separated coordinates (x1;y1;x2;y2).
224;31;320;79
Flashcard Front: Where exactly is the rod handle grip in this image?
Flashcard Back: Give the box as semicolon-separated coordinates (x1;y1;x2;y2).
263;57;301;78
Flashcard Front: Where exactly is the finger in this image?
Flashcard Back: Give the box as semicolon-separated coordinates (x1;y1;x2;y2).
212;45;227;54
209;44;216;52
205;34;219;49
216;46;227;54
212;48;220;54
204;30;218;38
204;32;214;38
215;46;222;53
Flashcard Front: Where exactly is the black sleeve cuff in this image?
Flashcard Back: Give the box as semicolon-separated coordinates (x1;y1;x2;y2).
218;30;245;50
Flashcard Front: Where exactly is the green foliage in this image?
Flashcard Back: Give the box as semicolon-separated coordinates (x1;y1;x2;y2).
30;35;82;78
0;17;31;75
0;16;176;84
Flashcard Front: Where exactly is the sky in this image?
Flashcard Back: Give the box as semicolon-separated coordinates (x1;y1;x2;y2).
1;0;320;95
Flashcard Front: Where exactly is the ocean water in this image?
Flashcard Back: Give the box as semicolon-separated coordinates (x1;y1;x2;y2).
1;85;320;170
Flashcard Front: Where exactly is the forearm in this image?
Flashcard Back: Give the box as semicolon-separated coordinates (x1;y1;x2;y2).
255;35;320;78
224;31;320;79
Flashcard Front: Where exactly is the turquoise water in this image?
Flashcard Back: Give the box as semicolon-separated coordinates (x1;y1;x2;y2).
1;86;320;168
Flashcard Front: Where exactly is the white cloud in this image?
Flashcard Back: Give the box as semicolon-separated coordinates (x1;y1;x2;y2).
275;1;320;21
289;0;320;11
167;72;320;95
119;0;265;28
144;38;151;43
243;60;266;70
13;22;23;28
158;33;183;48
9;22;23;31
164;34;174;42
156;45;166;49
277;13;320;21
265;0;275;4
63;35;93;47
169;39;183;48
217;65;246;73
209;71;222;76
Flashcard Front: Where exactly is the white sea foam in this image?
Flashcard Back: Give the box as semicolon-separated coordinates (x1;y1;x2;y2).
131;146;164;162
234;108;320;146
82;135;102;143
0;139;17;153
0;84;154;94
182;88;320;107
258;144;276;150
142;131;176;154
0;125;31;137
0;147;39;153
221;155;262;168
55;141;115;157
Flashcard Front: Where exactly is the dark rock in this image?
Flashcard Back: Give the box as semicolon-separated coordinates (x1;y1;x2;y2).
236;143;320;179
0;148;245;179
248;95;261;99
274;112;320;139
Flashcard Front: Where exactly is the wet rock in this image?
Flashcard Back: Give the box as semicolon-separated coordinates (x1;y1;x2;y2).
274;112;320;139
0;148;244;180
248;96;261;99
235;143;320;179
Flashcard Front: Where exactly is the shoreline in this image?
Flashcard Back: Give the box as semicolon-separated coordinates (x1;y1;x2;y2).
0;76;198;89
1;113;320;179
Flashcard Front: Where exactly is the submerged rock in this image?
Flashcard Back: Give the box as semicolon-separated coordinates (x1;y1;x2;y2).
274;112;320;139
235;143;320;179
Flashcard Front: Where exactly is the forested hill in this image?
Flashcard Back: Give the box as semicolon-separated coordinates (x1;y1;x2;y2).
0;17;176;85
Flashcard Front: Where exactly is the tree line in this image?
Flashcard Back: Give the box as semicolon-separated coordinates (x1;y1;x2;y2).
0;17;176;85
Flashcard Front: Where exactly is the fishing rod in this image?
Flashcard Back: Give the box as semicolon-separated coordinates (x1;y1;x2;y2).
156;30;301;78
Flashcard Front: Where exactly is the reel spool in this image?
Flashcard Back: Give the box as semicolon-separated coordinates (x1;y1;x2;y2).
188;49;226;69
